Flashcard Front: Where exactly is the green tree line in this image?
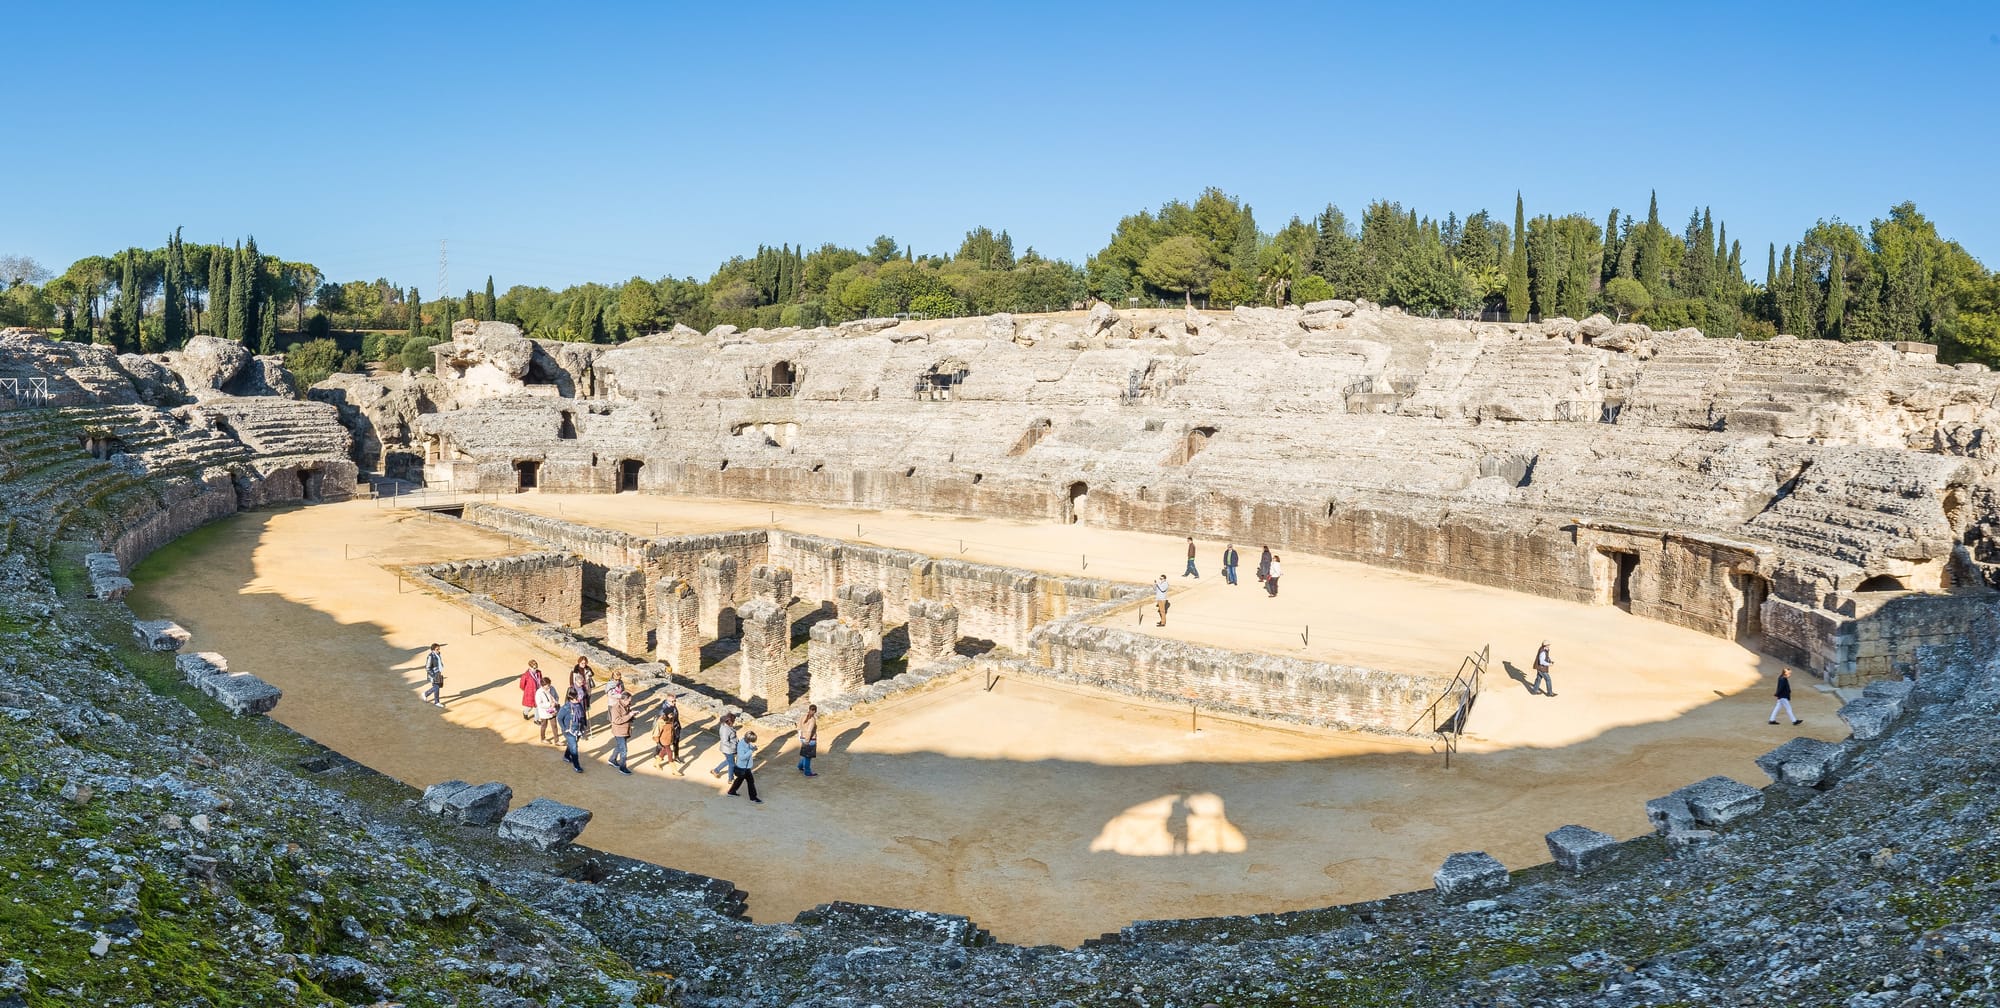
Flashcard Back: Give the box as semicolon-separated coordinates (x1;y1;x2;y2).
4;193;1998;367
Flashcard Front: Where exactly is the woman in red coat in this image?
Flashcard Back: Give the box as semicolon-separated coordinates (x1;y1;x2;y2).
518;660;544;720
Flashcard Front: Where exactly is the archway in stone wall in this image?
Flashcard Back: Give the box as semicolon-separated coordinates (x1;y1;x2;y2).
1066;481;1089;525
618;459;643;493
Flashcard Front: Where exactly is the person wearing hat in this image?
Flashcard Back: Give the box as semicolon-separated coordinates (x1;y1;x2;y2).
422;643;446;707
726;729;762;803
1532;640;1555;697
654;694;685;773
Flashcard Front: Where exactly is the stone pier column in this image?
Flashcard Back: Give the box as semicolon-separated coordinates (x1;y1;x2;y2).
748;564;794;610
654;577;701;678
603;566;650;656
907;599;960;670
835;583;885;680
698;553;739;639
736;598;791;708
808;620;868;704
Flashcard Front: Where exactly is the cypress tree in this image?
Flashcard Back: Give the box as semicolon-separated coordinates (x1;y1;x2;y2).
228;241;252;348
163;229;186;350
1636;191;1664;294
1505;193;1530;322
208;245;229;339
484;276;496;321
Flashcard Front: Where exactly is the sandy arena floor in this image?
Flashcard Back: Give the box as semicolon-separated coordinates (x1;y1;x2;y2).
128;494;1849;946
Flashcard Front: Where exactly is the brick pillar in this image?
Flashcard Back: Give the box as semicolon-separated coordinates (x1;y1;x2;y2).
907;599;959;670
654;576;701;678
736;598;791;708
603;566;650;656
835;583;885;681
748;564;794;610
698;553;739;639
808;619;868;704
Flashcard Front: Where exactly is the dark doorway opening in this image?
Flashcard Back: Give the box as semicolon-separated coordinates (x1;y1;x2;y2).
618;459;642;493
1066;481;1088;525
1730;570;1768;640
1599;548;1638;609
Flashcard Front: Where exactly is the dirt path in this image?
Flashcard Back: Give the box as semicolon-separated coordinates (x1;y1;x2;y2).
128;497;1848;946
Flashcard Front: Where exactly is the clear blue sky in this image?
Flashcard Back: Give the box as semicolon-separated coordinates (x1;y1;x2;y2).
8;1;1997;292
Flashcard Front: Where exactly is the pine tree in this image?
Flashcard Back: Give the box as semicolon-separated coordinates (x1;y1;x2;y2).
483;276;496;321
163;229;186;350
1505;193;1530;321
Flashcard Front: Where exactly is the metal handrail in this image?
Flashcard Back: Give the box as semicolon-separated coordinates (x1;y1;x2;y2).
1406;644;1488;767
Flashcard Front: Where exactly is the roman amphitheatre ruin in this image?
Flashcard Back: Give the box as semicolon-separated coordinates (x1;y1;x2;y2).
3;301;1997;1004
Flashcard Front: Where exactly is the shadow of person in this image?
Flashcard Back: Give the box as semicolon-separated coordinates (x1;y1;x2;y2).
830;720;871;755
1165;793;1190;856
1502;660;1536;694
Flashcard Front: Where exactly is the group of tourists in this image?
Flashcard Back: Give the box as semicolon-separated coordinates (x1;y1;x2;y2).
414;642;821;803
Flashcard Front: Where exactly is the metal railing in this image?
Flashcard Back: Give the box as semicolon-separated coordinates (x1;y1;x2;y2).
1406;644;1488;768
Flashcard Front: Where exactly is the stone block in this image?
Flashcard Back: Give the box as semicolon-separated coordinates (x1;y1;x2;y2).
1677;776;1765;827
1433;851;1509;901
440;781;513;825
498;797;592;852
132;619;190;652
1644;796;1695;835
421;780;470;816
1753;737;1848;788
1544;825;1619;874
1838;696;1900;740
84;552;132;601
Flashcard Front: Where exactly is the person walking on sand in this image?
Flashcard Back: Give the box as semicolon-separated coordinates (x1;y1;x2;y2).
711;712;740;779
1257;546;1273;585
518;660;544;721
726;730;763;803
557;687;586;774
1222;543;1240;586
1532;640;1555;697
421;643;446;707
797;704;820;777
1265;555;1282;597
1769;667;1803;726
1154;575;1170;626
606;679;634;775
569;658;596;737
534;678;560;743
654;694;684;773
1183;536;1200;578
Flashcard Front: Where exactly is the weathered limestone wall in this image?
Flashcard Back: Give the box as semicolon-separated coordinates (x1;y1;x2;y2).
737;598;791;709
603;566;650;656
1030;616;1442;736
654;576;701;677
421;553;584;628
808;619;867;704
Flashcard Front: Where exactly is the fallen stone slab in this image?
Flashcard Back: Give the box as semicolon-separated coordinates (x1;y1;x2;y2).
1838;696;1901;741
1678;776;1765;827
1544;825;1619;874
1754;737;1848;788
440;781;513;826
84;553;132;601
1433;851;1509;901
132;619;190;652
498;797;591;852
